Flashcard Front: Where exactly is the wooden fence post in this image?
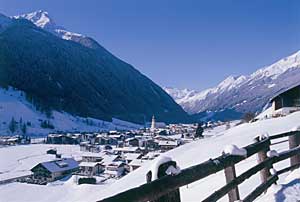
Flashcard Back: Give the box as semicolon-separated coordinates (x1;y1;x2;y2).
146;160;181;202
256;138;271;185
289;131;300;168
224;165;240;202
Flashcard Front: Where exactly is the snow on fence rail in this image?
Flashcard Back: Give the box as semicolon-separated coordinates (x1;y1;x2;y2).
98;130;300;202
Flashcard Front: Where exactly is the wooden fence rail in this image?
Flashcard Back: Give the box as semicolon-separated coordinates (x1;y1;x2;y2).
203;146;300;202
98;130;300;202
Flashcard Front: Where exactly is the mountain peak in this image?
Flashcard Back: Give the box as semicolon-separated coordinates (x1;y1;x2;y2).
14;10;104;49
15;10;59;30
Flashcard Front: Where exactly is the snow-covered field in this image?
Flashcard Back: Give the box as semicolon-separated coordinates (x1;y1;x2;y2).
0;144;82;181
1;111;300;202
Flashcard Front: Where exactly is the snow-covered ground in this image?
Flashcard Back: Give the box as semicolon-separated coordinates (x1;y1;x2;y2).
0;87;142;136
0;144;82;181
1;111;300;202
257;169;300;202
203;120;239;137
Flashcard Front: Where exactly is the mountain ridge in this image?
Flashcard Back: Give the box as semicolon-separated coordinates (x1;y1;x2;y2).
165;50;300;118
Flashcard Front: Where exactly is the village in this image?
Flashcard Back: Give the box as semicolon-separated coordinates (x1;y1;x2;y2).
0;116;214;185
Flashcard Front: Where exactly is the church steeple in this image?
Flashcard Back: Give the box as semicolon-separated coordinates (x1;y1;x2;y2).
151;115;156;131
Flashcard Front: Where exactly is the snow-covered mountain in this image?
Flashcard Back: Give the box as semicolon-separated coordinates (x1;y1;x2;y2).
165;50;300;116
15;10;102;49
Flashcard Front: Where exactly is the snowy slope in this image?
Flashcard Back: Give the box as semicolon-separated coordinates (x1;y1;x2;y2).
165;50;300;115
1;110;300;202
0;87;142;136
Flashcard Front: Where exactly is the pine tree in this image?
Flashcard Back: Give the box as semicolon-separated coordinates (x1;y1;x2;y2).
21;123;27;134
9;117;17;134
195;123;204;138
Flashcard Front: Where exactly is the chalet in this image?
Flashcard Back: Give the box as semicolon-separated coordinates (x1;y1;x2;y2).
158;140;180;152
96;135;117;145
124;153;143;164
81;153;103;162
46;134;79;145
104;162;126;178
128;159;150;172
142;139;159;150
124;138;139;147
0;135;31;145
270;84;300;116
113;147;143;154
101;155;123;167
79;142;101;153
31;158;79;183
79;162;104;176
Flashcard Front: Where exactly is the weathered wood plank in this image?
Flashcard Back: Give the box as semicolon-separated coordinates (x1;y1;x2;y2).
257;146;271;184
289;131;300;168
269;131;299;140
224;165;240;202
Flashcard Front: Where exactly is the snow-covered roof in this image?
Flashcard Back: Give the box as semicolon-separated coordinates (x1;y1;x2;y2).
106;161;125;168
158;140;178;146
101;155;119;166
79;162;101;167
269;83;300;102
124;153;142;161
82;152;104;158
37;158;78;173
113;147;140;152
129;159;150;167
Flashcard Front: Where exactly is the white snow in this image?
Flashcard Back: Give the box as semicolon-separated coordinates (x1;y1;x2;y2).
269;168;277;176
257;169;300;202
267;150;279;158
150;156;172;181
291;126;300;132
165;165;181;176
223;144;247;157
1;111;300;202
259;132;270;141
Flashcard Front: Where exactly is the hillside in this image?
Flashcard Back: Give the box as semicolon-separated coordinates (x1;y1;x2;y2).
0;87;143;135
0;12;189;124
165;50;300;119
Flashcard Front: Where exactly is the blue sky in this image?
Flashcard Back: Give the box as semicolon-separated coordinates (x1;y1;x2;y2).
1;0;299;90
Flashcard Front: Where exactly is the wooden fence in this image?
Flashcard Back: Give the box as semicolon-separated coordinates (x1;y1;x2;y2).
99;130;300;202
